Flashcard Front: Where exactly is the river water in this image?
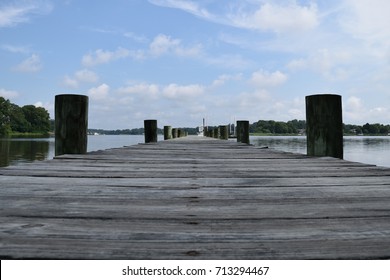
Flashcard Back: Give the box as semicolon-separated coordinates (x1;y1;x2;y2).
1;135;390;168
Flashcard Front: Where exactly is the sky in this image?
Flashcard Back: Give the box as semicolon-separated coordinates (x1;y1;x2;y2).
0;0;389;129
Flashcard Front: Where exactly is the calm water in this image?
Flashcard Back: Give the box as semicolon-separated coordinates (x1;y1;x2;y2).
250;136;390;168
0;135;161;167
1;135;390;168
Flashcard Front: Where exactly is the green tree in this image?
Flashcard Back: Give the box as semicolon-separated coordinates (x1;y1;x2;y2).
274;122;288;134
9;103;30;132
22;105;50;133
0;97;12;136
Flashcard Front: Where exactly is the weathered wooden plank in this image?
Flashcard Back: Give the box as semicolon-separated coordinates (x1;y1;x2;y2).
1;215;390;259
2;236;390;260
3;216;390;238
2;181;390;220
2;169;389;178
2;199;389;220
1;136;390;259
1;181;390;196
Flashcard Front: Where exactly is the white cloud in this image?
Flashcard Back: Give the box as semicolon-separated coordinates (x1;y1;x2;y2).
211;73;243;87
369;107;389;119
1;44;30;54
0;88;19;99
118;82;205;104
175;44;203;57
0;4;30;27
149;34;202;57
88;83;110;100
344;96;390;123
123;32;148;43
149;0;318;34
82;47;130;67
118;83;160;100
228;2;319;33
0;0;52;28
148;0;212;20
150;34;180;56
286;58;307;71
346;96;363;112
63;69;99;88
341;0;390;54
34;101;44;107
13;54;42;72
62;75;79;88
75;69;99;83
80;34;201;68
287;49;352;81
162;83;204;100
250;70;288;87
83;27;148;43
238;89;271;108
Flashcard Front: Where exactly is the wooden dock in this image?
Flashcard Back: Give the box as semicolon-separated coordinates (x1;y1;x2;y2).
1;136;390;259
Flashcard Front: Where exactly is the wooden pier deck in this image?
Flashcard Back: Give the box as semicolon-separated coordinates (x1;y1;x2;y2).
1;136;390;259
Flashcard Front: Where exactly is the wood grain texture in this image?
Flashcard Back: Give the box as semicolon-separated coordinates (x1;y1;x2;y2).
0;136;389;259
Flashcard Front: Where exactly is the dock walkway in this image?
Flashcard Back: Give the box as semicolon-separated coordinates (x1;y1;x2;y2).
1;136;390;259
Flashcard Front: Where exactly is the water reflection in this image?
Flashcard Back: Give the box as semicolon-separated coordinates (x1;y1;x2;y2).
343;136;390;167
250;136;307;154
0;135;150;167
0;138;54;167
250;136;390;168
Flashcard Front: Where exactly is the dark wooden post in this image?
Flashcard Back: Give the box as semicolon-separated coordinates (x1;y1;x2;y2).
236;121;242;142
164;126;172;140
144;119;157;143
306;94;343;159
219;125;228;140
55;94;88;156
237;120;250;144
172;128;178;138
213;128;219;139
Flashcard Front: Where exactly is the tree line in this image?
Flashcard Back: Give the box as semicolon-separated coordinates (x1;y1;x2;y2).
250;119;390;135
250;119;306;134
0;97;50;136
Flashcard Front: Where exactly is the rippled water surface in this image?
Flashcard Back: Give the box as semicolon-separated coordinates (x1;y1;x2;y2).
250;136;390;167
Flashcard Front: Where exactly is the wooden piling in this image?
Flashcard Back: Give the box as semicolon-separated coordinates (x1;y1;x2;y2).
219;125;229;140
236;121;242;142
55;94;88;156
214;128;219;139
237;120;250;144
203;127;208;137
172;128;178;139
144;120;157;143
306;94;343;159
164;126;172;140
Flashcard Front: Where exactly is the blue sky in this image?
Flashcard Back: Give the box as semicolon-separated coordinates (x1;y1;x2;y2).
1;0;389;129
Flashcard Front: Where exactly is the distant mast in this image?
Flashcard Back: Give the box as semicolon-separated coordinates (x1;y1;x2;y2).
199;117;206;136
